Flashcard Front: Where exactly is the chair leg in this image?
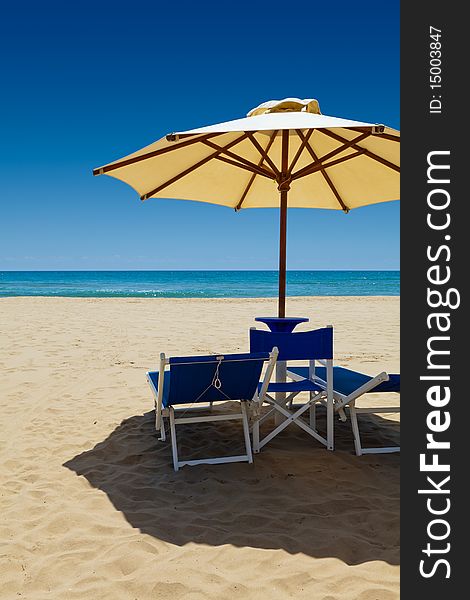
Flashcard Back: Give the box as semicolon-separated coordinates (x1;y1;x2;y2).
169;407;179;471
155;404;166;441
253;407;260;454
159;417;166;442
240;402;253;464
326;392;334;452
155;404;160;432
309;393;317;430
349;401;363;456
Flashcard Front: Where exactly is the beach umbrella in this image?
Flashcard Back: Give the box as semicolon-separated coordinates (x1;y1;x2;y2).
93;98;400;316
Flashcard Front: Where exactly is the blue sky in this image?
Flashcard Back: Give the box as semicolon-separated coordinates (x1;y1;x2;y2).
0;1;399;271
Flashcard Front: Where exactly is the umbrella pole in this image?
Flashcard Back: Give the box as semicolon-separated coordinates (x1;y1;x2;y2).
278;190;287;317
274;131;290;425
278;129;290;318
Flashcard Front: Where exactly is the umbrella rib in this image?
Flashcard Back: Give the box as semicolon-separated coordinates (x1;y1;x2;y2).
246;132;281;177
235;131;277;211
319;129;400;172
291;150;365;180
140;133;250;199
377;133;400;142
297;132;349;212
213;155;276;180
93;132;224;176
287;129;314;174
346;127;400;142
200;139;277;179
292;132;371;180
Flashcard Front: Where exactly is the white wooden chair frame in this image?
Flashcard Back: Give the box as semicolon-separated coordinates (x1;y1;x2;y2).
147;349;278;471
252;357;334;453
287;368;400;456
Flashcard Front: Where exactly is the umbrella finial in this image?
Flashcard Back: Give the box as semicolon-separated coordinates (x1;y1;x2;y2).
247;98;321;117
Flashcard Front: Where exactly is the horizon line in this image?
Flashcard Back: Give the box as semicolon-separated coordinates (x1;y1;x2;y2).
0;268;401;273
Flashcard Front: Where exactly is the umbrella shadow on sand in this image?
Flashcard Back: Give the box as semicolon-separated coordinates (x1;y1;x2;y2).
64;408;399;566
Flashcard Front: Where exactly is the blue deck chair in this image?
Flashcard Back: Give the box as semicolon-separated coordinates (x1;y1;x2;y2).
147;349;278;471
287;365;400;456
249;326;334;452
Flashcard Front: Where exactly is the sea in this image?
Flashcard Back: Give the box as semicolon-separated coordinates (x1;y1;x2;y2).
0;271;400;298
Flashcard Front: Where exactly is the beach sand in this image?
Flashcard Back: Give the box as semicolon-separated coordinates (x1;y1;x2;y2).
0;296;399;599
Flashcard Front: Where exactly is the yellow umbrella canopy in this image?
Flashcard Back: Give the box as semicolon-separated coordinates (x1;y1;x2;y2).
94;98;400;315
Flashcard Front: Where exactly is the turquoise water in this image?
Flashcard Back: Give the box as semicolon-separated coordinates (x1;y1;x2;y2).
0;271;400;297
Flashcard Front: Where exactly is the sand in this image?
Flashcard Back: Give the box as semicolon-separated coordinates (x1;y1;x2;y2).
0;296;399;599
